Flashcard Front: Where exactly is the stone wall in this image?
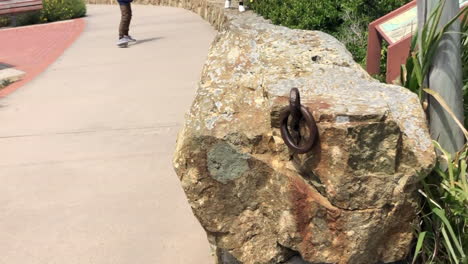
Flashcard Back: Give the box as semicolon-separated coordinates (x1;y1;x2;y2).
85;1;436;263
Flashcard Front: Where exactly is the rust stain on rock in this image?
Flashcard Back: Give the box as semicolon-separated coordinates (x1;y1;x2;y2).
289;172;341;258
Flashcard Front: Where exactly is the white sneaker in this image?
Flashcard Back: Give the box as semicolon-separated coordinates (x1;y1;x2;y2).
238;4;245;12
124;35;136;42
224;0;231;8
116;37;129;46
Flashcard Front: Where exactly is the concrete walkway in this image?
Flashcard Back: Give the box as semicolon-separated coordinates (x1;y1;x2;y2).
0;5;216;263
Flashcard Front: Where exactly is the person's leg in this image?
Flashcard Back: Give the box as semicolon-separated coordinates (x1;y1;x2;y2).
238;1;245;12
126;3;132;36
225;0;245;11
119;3;131;39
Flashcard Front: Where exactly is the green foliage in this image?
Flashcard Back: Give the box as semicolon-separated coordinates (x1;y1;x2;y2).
249;0;341;32
40;0;86;23
399;3;468;263
249;0;411;65
414;142;468;263
0;0;87;27
401;5;467;122
0;79;13;89
0;15;9;27
0;13;39;28
339;0;411;64
17;11;42;26
462;14;468;127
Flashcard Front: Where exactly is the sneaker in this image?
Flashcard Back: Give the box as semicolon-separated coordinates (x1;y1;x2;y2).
116;37;129;46
124;35;136;42
224;0;231;8
238;4;246;12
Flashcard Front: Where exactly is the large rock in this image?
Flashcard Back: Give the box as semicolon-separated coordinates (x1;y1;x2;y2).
84;0;436;262
172;7;435;264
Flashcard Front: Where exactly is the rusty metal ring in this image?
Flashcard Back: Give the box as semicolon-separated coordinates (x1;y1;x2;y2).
280;105;318;154
289;88;302;144
290;88;301;123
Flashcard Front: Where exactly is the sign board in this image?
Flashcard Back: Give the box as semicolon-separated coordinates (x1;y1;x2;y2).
378;6;417;44
367;0;468;84
378;0;467;44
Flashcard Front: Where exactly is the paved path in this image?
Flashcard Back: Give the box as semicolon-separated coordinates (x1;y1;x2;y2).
0;5;216;263
0;19;85;97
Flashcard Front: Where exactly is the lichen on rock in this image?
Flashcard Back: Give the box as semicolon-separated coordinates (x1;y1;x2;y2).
207;142;250;184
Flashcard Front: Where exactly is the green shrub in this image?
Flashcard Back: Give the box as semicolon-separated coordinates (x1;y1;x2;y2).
462;15;468;127
0;15;9;27
0;11;41;27
336;0;410;64
414;142;468;263
17;10;42;26
40;0;86;23
0;0;86;27
0;79;13;89
249;0;341;32
400;4;468;263
250;0;411;65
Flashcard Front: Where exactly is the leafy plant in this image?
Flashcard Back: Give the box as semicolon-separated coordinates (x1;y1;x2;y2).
399;2;468;263
0;0;86;27
249;0;342;32
461;14;468;127
17;10;42;26
0;11;41;28
414;140;468;264
0;79;13;89
401;3;466;100
40;0;86;23
0;15;9;27
249;0;411;65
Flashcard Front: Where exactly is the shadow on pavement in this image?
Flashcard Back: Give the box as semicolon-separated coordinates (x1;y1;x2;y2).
132;37;164;46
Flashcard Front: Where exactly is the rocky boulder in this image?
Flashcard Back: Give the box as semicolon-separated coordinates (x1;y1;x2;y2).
172;6;435;264
81;0;437;262
83;0;435;262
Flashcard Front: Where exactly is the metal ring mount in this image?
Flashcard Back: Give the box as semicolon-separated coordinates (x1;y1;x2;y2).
280;89;318;154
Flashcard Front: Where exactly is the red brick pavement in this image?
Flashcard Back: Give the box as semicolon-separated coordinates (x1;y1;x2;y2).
0;19;86;97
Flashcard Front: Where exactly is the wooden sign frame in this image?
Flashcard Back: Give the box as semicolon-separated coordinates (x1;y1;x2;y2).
366;0;417;83
367;0;468;83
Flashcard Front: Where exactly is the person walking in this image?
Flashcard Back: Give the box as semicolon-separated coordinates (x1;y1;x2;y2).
117;0;137;47
224;0;246;12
